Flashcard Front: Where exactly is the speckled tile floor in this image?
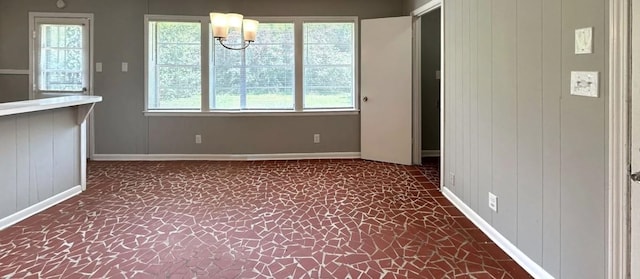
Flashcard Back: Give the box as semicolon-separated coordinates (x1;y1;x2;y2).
0;159;531;278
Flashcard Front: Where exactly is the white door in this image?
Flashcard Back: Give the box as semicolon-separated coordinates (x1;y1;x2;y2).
360;16;413;165
631;0;640;275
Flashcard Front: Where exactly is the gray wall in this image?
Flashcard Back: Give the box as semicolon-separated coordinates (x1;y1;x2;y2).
404;0;432;14
0;107;81;220
440;0;608;278
0;0;404;155
420;8;440;151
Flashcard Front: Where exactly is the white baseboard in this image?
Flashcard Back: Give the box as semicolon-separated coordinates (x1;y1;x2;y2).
441;187;554;279
421;150;441;157
92;152;362;161
0;186;82;231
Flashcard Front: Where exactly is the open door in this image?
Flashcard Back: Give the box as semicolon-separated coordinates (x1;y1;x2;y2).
361;16;413;165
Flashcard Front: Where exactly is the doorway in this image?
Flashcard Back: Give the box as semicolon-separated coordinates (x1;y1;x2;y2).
411;1;443;188
418;8;442;161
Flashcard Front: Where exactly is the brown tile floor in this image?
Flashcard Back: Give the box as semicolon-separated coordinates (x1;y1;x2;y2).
0;159;531;278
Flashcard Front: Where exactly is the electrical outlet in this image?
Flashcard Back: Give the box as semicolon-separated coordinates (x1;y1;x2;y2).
449;172;455;186
313;134;320;144
488;192;498;212
195;134;202;144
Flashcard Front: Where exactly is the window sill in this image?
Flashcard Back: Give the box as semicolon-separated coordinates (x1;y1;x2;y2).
143;109;360;117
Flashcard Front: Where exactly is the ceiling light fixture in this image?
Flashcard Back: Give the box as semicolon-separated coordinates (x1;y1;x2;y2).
56;0;66;9
209;12;259;51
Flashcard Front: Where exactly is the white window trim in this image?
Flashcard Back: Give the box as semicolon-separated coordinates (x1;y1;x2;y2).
29;12;94;100
144;15;359;116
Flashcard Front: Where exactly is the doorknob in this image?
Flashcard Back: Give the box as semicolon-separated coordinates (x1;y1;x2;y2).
631;171;640;182
363;96;368;102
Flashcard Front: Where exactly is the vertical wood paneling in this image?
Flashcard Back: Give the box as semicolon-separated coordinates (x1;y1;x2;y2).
490;0;518;241
0;107;83;221
541;0;562;275
560;0;607;277
445;0;607;275
476;0;494;222
0;116;18;217
29;111;54;203
16;117;30;211
515;0;544;263
468;0;479;212
454;0;463;195
53;109;80;195
462;0;471;205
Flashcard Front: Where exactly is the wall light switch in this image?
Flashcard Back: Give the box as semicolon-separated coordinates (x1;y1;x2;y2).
570;71;599;98
121;62;128;72
435;70;441;80
575;27;593;54
96;62;103;72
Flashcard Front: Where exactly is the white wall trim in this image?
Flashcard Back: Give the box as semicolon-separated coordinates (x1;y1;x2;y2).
92;152;361;161
607;0;630;278
412;0;442;17
412;16;423;165
421;150;441;157
0;69;29;75
441;187;554;279
143;110;360;117
0;186;82;231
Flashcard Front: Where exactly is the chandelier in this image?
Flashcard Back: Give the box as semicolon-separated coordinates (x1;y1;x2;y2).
209;13;259;51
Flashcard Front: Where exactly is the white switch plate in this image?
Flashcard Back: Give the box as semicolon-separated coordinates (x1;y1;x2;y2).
195;134;202;144
313;134;320;143
435;70;441;80
575;27;593;54
570;71;599;98
121;62;128;72
488;192;498;212
96;62;103;72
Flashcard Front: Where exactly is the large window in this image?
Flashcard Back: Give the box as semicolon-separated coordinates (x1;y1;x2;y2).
145;16;358;113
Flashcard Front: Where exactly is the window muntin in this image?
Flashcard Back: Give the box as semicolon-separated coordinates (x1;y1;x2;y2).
303;22;355;109
148;21;201;109
211;22;295;110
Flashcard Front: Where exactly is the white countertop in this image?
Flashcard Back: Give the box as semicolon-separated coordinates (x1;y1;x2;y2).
0;95;102;117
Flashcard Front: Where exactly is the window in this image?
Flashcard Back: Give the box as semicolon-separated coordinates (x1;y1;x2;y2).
303;22;355;109
211;22;295;110
148;21;201;109
30;14;92;98
144;16;358;114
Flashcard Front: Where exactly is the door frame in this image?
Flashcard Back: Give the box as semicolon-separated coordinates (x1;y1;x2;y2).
608;0;630;278
411;0;443;178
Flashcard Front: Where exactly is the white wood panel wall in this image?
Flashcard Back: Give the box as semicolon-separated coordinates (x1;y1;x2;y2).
0;107;80;219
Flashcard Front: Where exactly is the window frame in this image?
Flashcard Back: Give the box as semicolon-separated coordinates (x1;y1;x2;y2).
144;15;359;116
29;12;94;100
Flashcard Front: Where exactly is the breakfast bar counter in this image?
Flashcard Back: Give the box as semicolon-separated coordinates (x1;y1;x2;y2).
0;95;102;230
